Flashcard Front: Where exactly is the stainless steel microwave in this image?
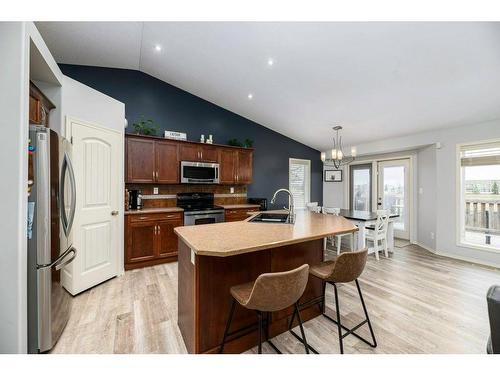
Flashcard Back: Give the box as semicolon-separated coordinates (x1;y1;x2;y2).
180;161;219;184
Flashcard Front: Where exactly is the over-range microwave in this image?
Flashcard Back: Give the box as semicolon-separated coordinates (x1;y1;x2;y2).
180;161;219;184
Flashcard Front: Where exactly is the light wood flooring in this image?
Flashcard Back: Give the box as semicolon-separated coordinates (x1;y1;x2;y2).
51;244;499;354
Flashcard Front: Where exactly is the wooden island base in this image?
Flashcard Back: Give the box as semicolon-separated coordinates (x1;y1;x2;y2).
177;238;324;354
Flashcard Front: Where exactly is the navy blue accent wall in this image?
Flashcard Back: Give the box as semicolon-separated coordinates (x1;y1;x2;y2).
60;64;322;206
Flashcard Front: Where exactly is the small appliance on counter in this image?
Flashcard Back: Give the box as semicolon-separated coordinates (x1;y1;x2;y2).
248;197;268;211
128;189;142;210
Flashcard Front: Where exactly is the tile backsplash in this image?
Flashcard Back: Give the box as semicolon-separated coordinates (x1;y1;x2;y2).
125;184;248;209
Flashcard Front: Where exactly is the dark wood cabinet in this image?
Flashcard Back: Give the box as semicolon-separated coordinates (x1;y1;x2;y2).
157;218;183;258
126;136;179;183
126;137;156;183
29;82;54;127
180;143;218;162
126;221;157;263
224;207;260;222
125;212;184;270
156;141;179;183
236;150;253;184
219;149;236;184
125;134;253;185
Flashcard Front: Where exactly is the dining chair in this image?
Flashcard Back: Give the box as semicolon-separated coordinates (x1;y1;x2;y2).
322;207;354;255
364;210;389;260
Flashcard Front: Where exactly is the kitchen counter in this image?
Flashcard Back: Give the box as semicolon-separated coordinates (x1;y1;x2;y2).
174;209;357;257
125;207;184;215
218;204;261;209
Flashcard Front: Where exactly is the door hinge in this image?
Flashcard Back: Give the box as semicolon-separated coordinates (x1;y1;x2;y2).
70;136;73;144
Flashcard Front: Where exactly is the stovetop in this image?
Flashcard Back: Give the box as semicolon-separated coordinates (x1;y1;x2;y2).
176;192;224;213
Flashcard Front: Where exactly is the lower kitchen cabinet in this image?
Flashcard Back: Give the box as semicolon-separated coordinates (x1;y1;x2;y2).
224;207;260;222
125;212;183;270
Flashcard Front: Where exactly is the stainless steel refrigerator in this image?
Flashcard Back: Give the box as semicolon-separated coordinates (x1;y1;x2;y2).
27;125;77;353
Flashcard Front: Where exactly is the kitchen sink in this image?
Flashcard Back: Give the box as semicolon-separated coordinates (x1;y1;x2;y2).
249;213;291;223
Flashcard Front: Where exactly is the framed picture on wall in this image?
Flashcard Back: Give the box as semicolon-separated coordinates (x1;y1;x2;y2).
324;169;342;182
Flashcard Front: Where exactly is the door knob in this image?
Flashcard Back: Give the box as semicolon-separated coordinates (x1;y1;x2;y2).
111;210;119;216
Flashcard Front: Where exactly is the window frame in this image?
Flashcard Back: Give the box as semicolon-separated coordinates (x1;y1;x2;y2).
289;158;311;210
456;138;500;253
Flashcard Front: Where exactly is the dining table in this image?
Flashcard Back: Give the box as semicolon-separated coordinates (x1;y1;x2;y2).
338;209;400;254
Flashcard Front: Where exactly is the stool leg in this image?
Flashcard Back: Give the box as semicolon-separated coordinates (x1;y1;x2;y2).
321;281;326;314
333;283;344;354
295;302;310;354
219;299;236;353
355;279;377;348
257;311;263;354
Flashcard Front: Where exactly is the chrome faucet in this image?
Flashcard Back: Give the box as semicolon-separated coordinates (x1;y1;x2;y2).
270;188;295;223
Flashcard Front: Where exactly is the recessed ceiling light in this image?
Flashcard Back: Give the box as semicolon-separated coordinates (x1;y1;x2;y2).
247;93;253;100
267;58;274;66
154;44;162;52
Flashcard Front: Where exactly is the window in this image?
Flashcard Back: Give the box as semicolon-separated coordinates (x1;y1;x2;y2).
289;158;311;210
459;141;500;250
349;163;372;211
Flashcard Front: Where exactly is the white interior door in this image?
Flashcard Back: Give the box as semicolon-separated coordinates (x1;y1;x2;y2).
377;159;410;240
62;118;122;295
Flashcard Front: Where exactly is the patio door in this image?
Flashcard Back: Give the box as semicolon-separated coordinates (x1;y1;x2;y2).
350;163;372;211
377;159;410;239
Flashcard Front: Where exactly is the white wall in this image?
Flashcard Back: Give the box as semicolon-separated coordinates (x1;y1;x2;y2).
0;22;29;354
417;145;437;250
324;119;500;267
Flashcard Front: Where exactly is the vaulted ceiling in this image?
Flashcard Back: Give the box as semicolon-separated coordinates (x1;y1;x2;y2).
36;22;500;151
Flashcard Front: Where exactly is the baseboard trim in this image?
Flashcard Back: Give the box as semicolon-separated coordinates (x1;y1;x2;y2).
413;241;436;254
413;242;500;269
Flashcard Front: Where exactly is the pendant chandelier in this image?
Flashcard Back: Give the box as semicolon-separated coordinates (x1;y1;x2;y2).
321;126;357;169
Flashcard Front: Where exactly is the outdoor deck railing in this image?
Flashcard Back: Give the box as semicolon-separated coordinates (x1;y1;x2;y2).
465;198;500;235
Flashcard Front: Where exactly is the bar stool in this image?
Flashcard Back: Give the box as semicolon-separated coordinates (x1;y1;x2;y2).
290;249;376;354
219;264;311;354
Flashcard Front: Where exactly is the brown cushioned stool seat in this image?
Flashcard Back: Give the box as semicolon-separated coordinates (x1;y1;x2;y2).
219;264;312;354
294;248;377;354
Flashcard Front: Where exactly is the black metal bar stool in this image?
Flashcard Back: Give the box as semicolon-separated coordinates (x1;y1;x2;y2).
219;264;311;354
290;248;377;354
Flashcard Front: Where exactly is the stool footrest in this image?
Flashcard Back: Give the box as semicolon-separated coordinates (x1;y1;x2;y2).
322;313;376;347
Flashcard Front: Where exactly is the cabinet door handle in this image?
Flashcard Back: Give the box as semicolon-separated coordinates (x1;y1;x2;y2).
152;171;155;180
158;225;161;235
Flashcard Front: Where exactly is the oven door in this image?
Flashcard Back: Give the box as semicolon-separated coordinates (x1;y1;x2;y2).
180;161;219;184
184;210;225;226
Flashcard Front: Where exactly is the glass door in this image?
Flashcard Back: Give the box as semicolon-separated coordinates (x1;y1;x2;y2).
377;159;410;239
350;163;372;211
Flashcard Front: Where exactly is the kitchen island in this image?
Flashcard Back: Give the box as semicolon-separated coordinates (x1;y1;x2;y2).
174;210;358;353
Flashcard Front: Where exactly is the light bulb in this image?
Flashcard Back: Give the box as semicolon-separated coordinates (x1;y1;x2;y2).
321;152;326;162
331;149;337;159
351;146;357;157
338;150;343;160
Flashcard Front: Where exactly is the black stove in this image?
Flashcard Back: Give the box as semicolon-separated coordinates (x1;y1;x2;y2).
176;192;223;212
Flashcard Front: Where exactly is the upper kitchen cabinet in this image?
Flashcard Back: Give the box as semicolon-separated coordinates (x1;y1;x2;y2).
125;135;179;183
236;149;253;184
179;143;218;162
126;136;156;183
218;148;253;185
155;141;179;183
29;82;55;127
125;134;253;185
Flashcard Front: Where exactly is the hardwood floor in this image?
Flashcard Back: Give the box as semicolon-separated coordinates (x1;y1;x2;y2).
51;244;499;354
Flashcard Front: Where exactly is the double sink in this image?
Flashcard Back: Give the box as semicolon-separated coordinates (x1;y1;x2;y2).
248;212;293;224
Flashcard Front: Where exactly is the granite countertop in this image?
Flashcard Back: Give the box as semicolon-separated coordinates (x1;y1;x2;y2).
125;207;184;215
174;210;358;257
219;204;261;210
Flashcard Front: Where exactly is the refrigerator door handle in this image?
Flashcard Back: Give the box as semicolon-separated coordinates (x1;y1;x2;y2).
60;152;77;236
54;247;77;271
37;246;76;270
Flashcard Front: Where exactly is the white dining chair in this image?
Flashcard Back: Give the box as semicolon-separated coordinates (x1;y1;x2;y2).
306;202;322;213
364;210;390;260
322;207;354;255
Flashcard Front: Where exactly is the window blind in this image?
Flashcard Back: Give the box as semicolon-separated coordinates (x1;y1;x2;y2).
289;159;311;210
460;142;500;167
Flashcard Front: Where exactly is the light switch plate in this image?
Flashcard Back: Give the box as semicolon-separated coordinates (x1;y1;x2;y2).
230;187;234;194
153;187;159;195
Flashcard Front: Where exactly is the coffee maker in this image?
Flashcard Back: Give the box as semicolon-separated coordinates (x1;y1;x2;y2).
129;189;142;210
